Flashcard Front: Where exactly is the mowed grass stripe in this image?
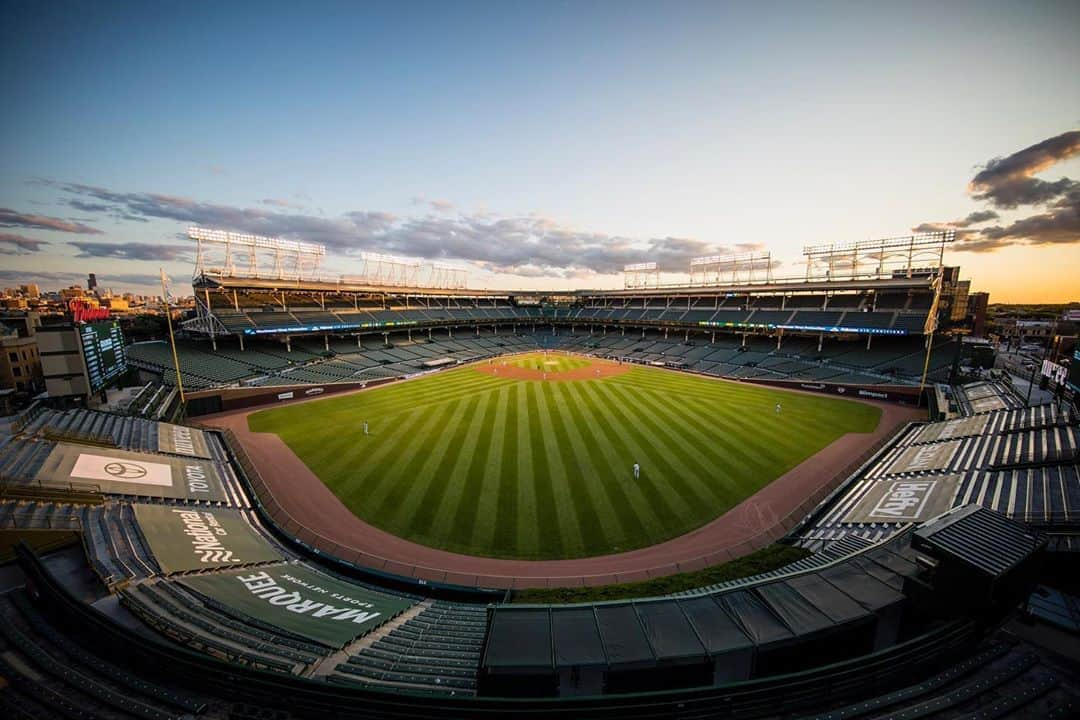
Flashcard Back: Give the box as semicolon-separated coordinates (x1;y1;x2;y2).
587;380;724;512
251;354;880;559
526;382;569;558
606;382;763;504
362;398;464;516
444;392;499;547
492;384;520;555
567;381;684;537
470;385;512;552
400;395;482;543
536;382;607;555
549;381;652;552
574;379;705;520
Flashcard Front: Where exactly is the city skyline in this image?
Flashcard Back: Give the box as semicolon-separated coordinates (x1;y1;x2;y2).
2;1;1078;301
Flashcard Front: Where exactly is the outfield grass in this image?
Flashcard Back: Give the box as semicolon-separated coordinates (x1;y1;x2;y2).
508;353;591;372
248;354;881;560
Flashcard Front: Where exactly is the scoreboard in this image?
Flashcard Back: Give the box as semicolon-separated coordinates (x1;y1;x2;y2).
79;321;127;392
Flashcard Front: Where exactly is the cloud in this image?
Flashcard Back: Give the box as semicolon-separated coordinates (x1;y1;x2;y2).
430;199;454;212
959;210;999;225
912;129;1080;254
0;208;103;234
68;241;192;261
48;181;738;277
968;129;1080;208
0;233;49;254
262;198;303;209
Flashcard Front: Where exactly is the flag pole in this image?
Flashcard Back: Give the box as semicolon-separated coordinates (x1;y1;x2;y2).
160;268;186;412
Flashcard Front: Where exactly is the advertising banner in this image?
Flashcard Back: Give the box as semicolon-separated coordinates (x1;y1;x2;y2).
133;504;280;573
41;442;228;502
156;423;213;459
181;564;415;648
843;475;961;523
881;439;962;475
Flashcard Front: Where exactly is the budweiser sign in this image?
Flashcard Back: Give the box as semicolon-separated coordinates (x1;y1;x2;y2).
68;298;111;322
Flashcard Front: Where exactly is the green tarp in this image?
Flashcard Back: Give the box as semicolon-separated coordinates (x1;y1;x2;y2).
180;564;416;648
133;504;281;573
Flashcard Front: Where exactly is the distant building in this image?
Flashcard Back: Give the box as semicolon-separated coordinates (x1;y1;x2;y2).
967;292;989;337
0;318;43;395
88;272;98;291
21;284;40;298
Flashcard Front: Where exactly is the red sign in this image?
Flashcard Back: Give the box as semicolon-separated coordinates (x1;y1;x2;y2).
68;298;111;323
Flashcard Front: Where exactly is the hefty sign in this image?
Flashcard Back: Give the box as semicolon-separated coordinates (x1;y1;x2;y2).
843;475;960;523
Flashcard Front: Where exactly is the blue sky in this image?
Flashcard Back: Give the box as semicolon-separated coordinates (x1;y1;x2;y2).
1;0;1078;300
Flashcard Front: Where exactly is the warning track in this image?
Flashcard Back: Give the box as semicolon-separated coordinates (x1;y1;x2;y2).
201;361;921;589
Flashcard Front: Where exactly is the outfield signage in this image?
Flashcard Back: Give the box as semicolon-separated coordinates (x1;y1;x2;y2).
1042;359;1068;385
843;475;960;523
697;320;908;335
881;440;962;476
133;504;280;573
181;564;415;648
156;423;213;459
243;319;418;335
41;442;228;501
913;415;990;444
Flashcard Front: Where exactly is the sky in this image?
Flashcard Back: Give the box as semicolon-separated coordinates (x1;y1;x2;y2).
1;0;1078;302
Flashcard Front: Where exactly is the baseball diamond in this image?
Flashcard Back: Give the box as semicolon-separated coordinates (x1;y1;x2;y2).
248;353;881;560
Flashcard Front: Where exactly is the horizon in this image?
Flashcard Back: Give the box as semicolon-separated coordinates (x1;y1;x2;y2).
2;1;1078;302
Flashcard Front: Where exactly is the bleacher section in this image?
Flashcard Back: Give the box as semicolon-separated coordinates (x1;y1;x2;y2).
132;330;956;394
793;396;1080;552
332;601;488;694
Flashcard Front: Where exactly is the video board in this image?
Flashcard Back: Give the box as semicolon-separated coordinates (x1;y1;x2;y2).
79;321;127;392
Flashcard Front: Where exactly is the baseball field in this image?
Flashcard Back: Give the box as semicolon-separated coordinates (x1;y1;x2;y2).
248;353;881;560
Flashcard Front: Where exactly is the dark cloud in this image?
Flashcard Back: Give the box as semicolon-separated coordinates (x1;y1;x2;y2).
0;207;103;234
68;200;116;213
69;241;192;261
960;210;998;225
0;233;49;254
968;129;1080;208
913;129;1080;254
49;181;734;277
